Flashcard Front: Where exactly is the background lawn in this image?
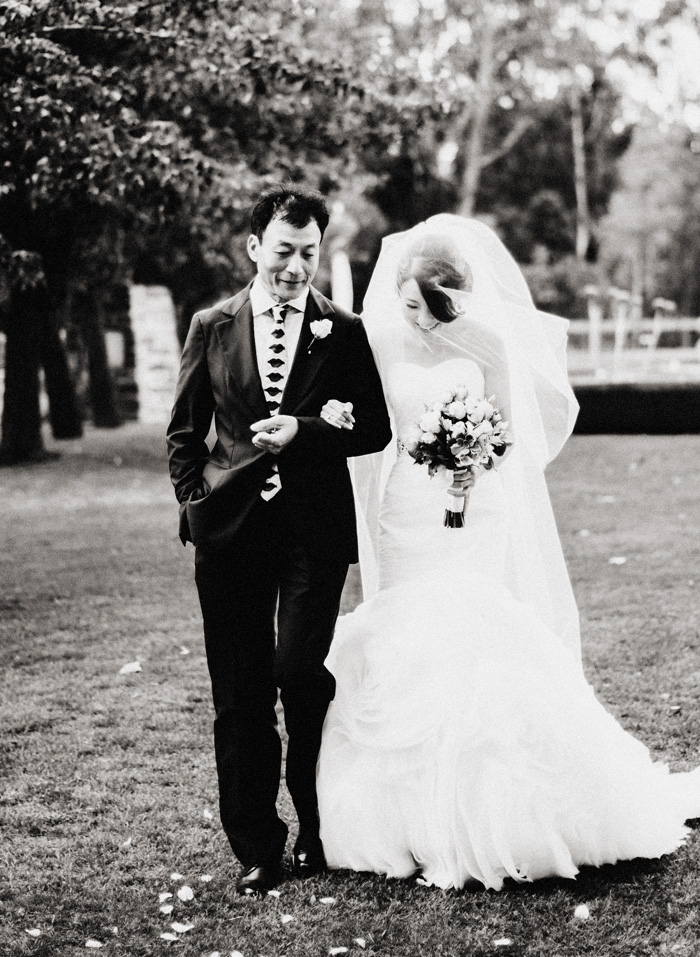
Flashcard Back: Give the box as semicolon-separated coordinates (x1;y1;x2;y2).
1;424;699;957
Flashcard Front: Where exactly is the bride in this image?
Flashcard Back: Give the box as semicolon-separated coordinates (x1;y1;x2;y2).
315;215;700;891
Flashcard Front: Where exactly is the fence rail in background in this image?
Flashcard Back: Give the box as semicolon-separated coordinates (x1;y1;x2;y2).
566;316;700;387
567;317;700;335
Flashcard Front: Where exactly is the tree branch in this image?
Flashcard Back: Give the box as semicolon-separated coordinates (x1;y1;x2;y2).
479;116;535;169
41;25;174;39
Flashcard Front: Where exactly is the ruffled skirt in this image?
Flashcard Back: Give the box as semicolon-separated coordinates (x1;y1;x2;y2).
317;575;700;890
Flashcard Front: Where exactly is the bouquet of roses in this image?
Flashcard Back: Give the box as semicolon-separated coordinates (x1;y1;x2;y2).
406;385;512;527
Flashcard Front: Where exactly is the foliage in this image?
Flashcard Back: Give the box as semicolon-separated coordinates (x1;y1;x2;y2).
600;121;700;314
308;0;699;283
479;84;632;265
522;252;602;318
0;0;402;301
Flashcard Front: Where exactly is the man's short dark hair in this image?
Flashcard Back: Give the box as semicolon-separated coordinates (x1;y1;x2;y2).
250;185;330;240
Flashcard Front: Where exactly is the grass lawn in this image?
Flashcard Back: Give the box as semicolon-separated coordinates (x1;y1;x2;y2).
1;423;699;957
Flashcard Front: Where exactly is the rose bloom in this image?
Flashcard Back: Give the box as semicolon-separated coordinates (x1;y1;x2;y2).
447;401;467;420
451;421;467;438
462;395;478;416
420;430;437;444
438;390;454;406
455;386;469;401
310;318;333;338
472;420;493;439
420;410;442;433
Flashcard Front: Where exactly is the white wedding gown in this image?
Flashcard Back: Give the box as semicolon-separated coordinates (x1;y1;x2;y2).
317;358;700;891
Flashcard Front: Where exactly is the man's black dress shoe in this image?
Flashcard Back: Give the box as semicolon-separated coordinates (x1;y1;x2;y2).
292;840;326;879
236;864;280;895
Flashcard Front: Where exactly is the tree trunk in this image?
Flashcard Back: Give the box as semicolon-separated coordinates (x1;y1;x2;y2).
570;83;591;261
0;287;49;465
40;300;83;440
74;289;122;428
457;12;496;218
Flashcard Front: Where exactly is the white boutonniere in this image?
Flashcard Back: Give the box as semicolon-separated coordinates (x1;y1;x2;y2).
308;318;333;353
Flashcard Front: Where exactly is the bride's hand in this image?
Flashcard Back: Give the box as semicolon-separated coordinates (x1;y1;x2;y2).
321;399;355;430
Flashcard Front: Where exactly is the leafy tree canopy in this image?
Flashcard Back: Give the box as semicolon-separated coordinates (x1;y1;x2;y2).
0;0;406;301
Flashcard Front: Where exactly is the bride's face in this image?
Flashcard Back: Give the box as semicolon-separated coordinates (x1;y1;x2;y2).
398;278;439;331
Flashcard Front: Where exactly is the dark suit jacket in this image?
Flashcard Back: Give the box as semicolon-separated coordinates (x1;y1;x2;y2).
166;283;392;561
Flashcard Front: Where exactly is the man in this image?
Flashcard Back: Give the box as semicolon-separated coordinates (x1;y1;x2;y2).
167;186;392;894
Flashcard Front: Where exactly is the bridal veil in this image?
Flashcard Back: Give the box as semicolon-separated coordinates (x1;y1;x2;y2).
352;214;582;660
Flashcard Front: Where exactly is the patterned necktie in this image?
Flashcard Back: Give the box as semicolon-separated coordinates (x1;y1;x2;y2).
260;303;289;501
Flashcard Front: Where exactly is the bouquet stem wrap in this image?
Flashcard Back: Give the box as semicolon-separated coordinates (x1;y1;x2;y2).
444;469;471;528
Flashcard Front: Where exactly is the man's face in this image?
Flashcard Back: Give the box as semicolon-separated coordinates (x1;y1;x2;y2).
247;215;322;303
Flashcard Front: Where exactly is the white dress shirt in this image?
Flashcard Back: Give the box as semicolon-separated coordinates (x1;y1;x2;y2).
249;278;308;391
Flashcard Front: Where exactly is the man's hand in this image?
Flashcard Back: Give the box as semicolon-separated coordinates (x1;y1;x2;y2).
250;415;299;455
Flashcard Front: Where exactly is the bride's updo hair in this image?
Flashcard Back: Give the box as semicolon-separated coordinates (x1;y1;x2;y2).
396;234;473;323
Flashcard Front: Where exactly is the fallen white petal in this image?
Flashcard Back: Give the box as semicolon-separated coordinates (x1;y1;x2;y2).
207;953;221;957
180;646;191;655
494;940;513;948
159;892;173;902
177;885;194;901
309;894;317;904
608;556;627;565
230;951;244;957
329;949;349;956
577;529;591;537
200;874;213;882
280;914;294;924
202;809;213;820
119;661;141;675
160;932;179;940
171;921;194;933
320;896;337;904
416;877;430;886
574;904;590;920
26;929;42;938
267;889;281;897
170;872;184;881
85;942;104;949
353;939;366;949
160;905;173;915
121;837;132;848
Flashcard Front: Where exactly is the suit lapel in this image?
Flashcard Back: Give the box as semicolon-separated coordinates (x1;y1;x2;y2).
214;284;269;421
281;287;335;414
